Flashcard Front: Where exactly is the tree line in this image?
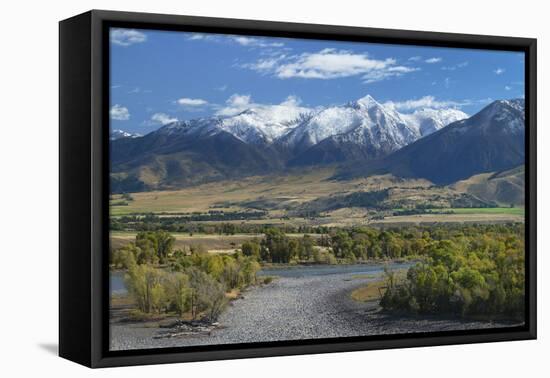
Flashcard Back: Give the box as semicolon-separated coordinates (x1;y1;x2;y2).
110;213;330;235
238;225;501;264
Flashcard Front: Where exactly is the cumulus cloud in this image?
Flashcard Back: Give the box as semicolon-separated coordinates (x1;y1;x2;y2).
215;94;253;116
425;57;442;64
177;97;208;106
494;68;506;75
408;56;422;62
215;94;305;117
151;113;178;125
110;29;147;46
110;104;130;120
242;48;418;83
384;96;465;111
505;85;512;91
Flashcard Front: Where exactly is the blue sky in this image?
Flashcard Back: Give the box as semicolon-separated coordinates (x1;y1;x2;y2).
109;28;525;134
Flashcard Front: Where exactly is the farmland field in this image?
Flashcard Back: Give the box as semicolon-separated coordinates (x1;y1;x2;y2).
110;169;523;227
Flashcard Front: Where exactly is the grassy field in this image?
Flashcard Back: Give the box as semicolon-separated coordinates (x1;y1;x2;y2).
110;232;260;252
377;212;524;225
110;169;524;226
110;169;431;216
350;270;408;302
447;207;524;215
350;279;387;302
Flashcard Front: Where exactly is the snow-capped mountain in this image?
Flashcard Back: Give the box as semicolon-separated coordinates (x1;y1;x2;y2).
279;95;467;166
340;99;525;185
110;129;142;141
281;95;422;152
154;94;464;150
217;105;313;144
153;104;313;145
110;94;481;191
466;98;524;134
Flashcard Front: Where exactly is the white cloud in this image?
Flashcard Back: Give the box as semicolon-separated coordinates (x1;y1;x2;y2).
442;61;469;71
214;94;305;117
126;87;152;94
243;49;418;83
186;33;284;48
216;85;228;92
215;94;253;116
363;65;418;83
505;85;512;91
279;95;302;107
494;68;506;75
408;56;422;62
110;104;130;120
425;57;442;64
110;29;147;46
227;94;251;107
243;56;286;73
232;36;284;48
177;97;208;106
187;33;209;40
151;113;178;125
384;96;465;111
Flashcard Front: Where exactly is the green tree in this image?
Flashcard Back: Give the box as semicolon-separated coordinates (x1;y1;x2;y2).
165;272;191;317
125;265;167;313
241;240;261;260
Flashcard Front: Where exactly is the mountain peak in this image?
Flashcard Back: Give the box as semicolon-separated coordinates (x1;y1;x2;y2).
482;98;524;113
354;94;381;108
471;99;525;132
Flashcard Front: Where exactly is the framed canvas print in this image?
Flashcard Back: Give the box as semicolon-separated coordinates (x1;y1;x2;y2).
59;10;537;368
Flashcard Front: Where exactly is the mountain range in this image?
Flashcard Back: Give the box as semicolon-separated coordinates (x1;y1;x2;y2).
337;99;525;185
110;95;524;192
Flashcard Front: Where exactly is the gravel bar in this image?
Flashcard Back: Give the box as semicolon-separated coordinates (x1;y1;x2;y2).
110;273;519;351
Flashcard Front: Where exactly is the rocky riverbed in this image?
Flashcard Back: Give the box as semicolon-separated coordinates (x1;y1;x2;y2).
110;268;519;351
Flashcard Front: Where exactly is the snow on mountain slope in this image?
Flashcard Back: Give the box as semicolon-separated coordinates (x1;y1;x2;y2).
402;108;468;136
281;95;421;152
155;104;312;144
152;94;468;152
354;98;525;185
110;129;142;140
471;99;525;134
218;104;312;143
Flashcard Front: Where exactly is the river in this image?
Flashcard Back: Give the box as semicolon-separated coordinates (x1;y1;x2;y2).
109;262;411;295
110;261;518;351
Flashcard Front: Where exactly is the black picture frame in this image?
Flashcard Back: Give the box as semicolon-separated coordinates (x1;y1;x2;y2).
59;9;537;368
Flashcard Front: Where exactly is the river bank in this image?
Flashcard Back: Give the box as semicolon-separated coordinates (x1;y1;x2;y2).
110;263;519;351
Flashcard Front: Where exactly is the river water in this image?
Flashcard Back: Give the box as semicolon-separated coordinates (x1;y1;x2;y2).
109;261;412;295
